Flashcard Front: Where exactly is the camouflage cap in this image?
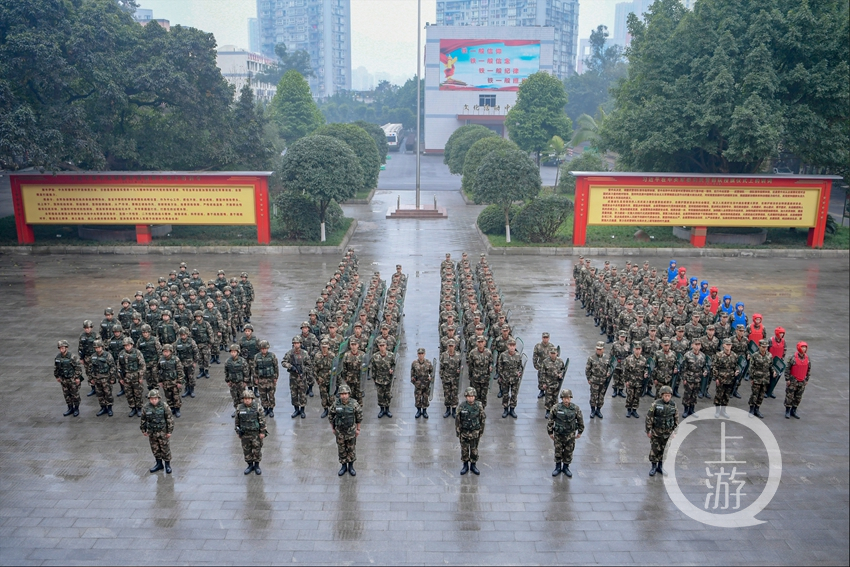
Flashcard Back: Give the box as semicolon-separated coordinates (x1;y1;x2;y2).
633;343;643;349
149;299;159;306
560;389;573;398
380;323;389;329
376;338;386;346
146;282;154;288
595;341;605;349
320;339;330;346
507;339;516;345
93;340;104;348
723;338;733;345
736;324;746;330
122;337;134;345
417;347;425;354
661;337;671;344
194;310;203;317
446;338;456;346
648;325;657;330
161;343;173;351
476;336;486;342
148;389;161;398
57;340;70;348
241;389;255;399
244;323;254;331
158;276;166;282
475;324;484;330
676;326;686;331
759;339;770;347
292;336;301;344
309;309;318;315
354;321;362;327
241;272;249;277
83;319;93;328
135;291;144;297
659;385;673;395
464;387;477;397
338;384;351;394
542;332;550;338
229;343;240;351
618;330;628;337
259;340;270;348
161;310;171;317
706;324;716;330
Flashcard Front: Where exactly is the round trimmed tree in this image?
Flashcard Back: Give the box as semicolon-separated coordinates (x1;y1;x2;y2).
473;148;541;243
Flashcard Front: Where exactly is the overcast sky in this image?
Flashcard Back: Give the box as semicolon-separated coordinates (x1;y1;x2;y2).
137;0;621;81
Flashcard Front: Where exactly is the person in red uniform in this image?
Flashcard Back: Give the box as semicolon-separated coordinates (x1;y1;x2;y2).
766;326;787;399
784;341;810;419
706;286;721;315
675;267;689;289
748;314;766;344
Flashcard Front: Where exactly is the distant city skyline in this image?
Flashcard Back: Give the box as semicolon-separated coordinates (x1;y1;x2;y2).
137;0;627;86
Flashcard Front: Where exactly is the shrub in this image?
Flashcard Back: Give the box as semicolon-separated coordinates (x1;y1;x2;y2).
273;191;344;241
557;151;607;194
444;125;498;174
477;204;521;235
461;137;518;201
512;195;574;243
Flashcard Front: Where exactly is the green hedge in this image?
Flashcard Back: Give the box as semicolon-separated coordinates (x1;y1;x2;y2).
477;204;521;235
512;195;574;242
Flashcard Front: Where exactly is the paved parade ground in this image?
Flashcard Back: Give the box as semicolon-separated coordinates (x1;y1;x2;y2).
0;189;848;565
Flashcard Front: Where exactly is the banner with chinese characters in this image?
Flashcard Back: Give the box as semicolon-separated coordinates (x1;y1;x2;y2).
19;183;257;225
439;39;540;91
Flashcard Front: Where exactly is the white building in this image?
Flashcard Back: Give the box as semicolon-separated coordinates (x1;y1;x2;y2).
424;25;555;153
215;46;278;103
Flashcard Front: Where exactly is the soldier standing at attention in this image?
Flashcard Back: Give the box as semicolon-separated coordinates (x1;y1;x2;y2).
174;328;200;399
118;337;146;418
313;339;335;419
623;343;648;418
784;341;811;419
467;336;493;408
281;338;307;419
140;389;174;474
533;332;555;399
712;339;738;418
497;339;523;419
370;338;395;419
411;348;434;419
329;384;362;477
225;344;249;418
547;389;584;477
653;338;678;398
136;325;162;391
55;340;83;417
341;340;365;407
91;340;117;417
681;340;707;418
646;385;678;477
235;390;267;475
79;320;98;398
157;344;182;418
239;272;255;323
191;311;214;379
541;348;566;418
239;324;261;394
585;341;608;419
439;338;462;418
456;387;485;476
748;339;772;419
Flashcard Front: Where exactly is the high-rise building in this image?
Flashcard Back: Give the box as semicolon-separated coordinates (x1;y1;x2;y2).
248;18;260;53
256;0;351;99
352;66;374;92
613;0;658;47
435;0;579;79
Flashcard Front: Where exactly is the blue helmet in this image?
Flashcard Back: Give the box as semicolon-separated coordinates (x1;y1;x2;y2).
669;260;677;267
690;277;698;285
700;280;709;288
735;301;744;311
723;294;732;302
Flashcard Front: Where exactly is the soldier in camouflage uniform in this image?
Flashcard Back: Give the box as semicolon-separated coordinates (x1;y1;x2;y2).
203;299;225;363
156;310;179;347
532;332;556;399
541;348;566;418
547;389;585;477
238;324;261;390
585;341;609;419
79;320;98;397
191;311;214;379
681;340;707;418
313;339;335;419
280;338;306;419
712;338;738;418
748;339;772;419
157;344;182;418
107;324;127;397
411;348;434;419
610;331;631;398
684;313;705;342
456;386;485;475
136;325;162;390
225;344;250;418
370;338;395;418
90;340;117;417
729;324;749;399
99;307;116;341
497;339;523;419
174;328;200;398
623;343;648;418
439;338;462;418
653;338;678;398
54;340;83;417
329;384;362;477
118;298;134;330
340;339;365;407
646;385;678;477
235;390;267;475
118;337;146;417
140;389;174;474
467;336;493;408
239;272;255;322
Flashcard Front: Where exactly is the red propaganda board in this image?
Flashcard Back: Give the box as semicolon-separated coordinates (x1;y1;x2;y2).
10;171;273;245
569;172;840;248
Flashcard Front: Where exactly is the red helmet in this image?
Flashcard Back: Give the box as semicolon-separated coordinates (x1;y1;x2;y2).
753;313;762;321
796;341;808;352
774;326;785;337
709;286;718;292
678;267;687;273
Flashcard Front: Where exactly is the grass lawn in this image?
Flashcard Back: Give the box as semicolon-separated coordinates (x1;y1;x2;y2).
0;216;353;247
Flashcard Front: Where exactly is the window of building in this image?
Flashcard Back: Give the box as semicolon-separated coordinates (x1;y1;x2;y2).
479;94;496;107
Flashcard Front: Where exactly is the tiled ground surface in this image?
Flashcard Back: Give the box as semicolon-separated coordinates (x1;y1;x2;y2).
0;189;847;565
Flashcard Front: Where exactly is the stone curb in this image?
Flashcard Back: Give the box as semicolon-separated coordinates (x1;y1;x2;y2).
0;219;358;256
475;224;849;258
459;190;476;205
343;187;376;205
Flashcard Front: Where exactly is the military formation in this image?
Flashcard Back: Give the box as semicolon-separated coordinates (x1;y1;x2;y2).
573;257;813;476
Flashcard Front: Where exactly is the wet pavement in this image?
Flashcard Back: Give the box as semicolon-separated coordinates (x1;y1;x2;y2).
0;189;848;565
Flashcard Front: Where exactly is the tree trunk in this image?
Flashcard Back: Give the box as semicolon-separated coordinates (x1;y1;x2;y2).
320;222;326;242
504;207;512;243
506;223;511;243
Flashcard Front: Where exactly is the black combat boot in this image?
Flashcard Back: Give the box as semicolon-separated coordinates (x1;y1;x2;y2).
626;408;632;418
117;386;125;397
204;369;210;378
182;387;190;398
321;408;329;419
618;389;626;398
612;389;618;398
596;408;603;419
73;405;79;417
443;407;451;418
63;405;75;417
791;407;799;419
291;406;301;418
537;389;545;398
87;385;97;397
607;335;614;343
497;388;503;398
748;405;755;416
599;327;606;335
545;410;551;419
732;387;741;399
415;408;422;419
470;463;480;475
189;386;195;398
767;391;776;399
422;409;429;419
244;462;255;475
655;462;664;475
348;463;356;476
300;407;306;418
594;318;600;327
150;459;164;473
754;406;764;419
785;407;791;418
128;407;137;418
563;464;572;478
649;462;658;476
632;409;640;418
254;462;262;475
451;407;456;418
307;385;314;397
338;463;348;476
681;406;690;419
698;390;704;399
589;407;596;419
106;405;113;417
173;407;181;418
164;461;172;474
509;407;517;419
384;407;393;418
378;407;385;418
197;368;204;379
263;408;269;416
552;462;562;476
268;409;274;418
460;462;469;475
502;408;510;418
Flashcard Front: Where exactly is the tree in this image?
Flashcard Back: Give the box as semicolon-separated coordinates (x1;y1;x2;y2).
547;135;567;186
557;152;608;194
505;72;572;166
278;135;362;241
599;0;849;174
353;120;389;163
313;123;380;193
461;137;517;199
444;124;497;175
255;43;314;85
269;70;324;145
563;25;627;124
231;85;274;170
473;148;541;242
